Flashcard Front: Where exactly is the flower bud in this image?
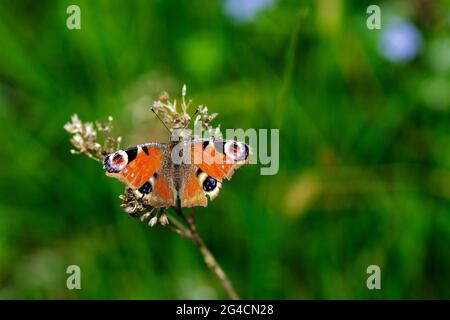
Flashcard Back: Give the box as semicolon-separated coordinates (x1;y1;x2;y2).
159;214;169;226
149;216;158;227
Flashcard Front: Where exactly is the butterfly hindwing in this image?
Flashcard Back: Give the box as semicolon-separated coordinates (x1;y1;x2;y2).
178;165;209;207
144;167;177;207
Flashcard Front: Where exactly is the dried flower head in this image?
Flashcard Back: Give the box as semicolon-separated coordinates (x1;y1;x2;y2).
64;114;121;162
194;105;222;139
152;84;221;139
119;188;146;216
151;85;191;130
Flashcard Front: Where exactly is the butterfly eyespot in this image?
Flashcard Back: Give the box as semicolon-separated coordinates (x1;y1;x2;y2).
104;150;128;173
224;141;248;162
138;181;152;194
134;176;156;197
202;176;217;192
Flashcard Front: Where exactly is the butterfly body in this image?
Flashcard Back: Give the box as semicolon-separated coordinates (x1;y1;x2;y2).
103;137;249;208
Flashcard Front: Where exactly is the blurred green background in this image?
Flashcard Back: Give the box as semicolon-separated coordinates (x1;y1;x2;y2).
0;0;449;299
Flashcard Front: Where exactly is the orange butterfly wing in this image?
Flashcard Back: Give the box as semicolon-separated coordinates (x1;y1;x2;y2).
192;140;250;180
105;140;249;208
179;140;249;207
104;144;176;207
179;164;208;208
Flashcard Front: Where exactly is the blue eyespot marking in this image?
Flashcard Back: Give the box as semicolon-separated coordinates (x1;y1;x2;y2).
138;181;152;194
202;176;217;192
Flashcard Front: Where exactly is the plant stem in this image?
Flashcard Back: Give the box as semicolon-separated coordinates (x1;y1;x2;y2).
171;205;240;300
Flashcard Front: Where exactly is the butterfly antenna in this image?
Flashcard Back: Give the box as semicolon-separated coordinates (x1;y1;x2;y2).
183;108;199;130
151;108;172;133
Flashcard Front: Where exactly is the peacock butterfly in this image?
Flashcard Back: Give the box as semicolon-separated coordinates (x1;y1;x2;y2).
103;116;250;208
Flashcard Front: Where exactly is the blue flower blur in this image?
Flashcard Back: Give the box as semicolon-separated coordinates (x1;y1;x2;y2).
224;0;276;22
380;20;422;63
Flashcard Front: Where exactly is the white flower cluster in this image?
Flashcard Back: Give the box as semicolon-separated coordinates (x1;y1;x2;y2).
152;85;222;138
64;114;121;161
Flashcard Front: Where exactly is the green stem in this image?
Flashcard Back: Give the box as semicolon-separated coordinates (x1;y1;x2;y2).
172;205;240;300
